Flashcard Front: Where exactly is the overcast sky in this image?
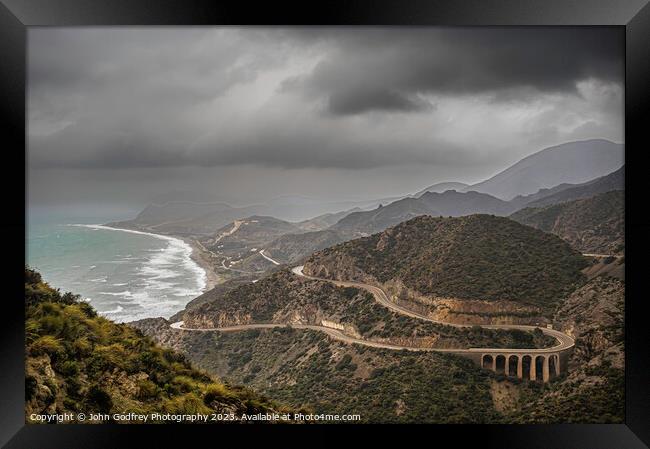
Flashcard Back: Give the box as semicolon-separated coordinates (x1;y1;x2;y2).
28;27;623;218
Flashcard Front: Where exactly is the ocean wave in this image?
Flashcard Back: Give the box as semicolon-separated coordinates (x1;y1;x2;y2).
101;305;124;314
98;290;132;297
172;287;201;297
89;277;107;283
68;223;208;321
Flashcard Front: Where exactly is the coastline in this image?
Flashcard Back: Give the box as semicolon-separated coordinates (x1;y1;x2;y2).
101;222;220;293
181;237;220;291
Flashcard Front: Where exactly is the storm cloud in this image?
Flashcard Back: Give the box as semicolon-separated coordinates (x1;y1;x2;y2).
28;27;623;208
282;28;622;115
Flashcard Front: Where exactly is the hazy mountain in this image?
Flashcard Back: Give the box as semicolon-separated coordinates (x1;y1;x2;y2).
263;229;350;264
331;197;435;237
331;190;515;237
305;214;587;309
111;201;265;235
511;190;624;255
414;182;469;197
419;190;515;215
146;190;221;205
465;139;623;200
522;166;624;209
207;215;301;250
296;208;363;232
112;196;391;235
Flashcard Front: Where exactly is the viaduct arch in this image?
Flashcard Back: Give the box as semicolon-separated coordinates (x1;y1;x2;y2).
461;351;567;382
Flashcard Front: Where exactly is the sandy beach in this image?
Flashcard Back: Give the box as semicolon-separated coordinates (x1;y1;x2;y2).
104;222;221;293
183;237;221;291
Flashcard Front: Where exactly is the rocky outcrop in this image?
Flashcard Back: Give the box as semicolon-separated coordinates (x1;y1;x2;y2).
303;256;373;285
381;278;547;325
553;275;624;369
25;355;59;416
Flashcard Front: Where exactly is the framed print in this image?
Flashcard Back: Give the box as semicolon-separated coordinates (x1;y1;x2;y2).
2;0;649;447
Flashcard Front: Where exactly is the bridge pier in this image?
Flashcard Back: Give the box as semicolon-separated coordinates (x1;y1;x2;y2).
542;356;550;382
452;349;570;384
529;355;536;381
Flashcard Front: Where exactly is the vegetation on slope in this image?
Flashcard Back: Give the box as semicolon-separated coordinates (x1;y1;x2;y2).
137;323;503;423
331;190;515;237
510;190;624;255
183;270;554;349
523;165;623;209
25;267;289;423
263;229;348;264
508;275;624;423
305;215;588;310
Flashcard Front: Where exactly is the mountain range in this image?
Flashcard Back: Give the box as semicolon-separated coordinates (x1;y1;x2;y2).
511;190;624;255
114;139;623;237
459;139;623;200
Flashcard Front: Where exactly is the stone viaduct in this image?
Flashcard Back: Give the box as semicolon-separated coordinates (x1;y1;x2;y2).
292;265;576;383
455;349;572;382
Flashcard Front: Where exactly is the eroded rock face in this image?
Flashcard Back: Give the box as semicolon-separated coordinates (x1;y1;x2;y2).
553;275;624;370
381;278;547;326
303;256;373;285
186;311;254;329
26;355;59;415
128;317;187;352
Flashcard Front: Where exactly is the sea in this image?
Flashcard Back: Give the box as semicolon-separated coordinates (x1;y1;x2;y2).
26;217;207;323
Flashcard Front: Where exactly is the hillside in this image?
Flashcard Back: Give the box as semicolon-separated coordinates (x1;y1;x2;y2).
510;190;624;255
25;268;288;422
305;215;588;311
180;269;553;349
466;139;623;200
131;270;623;424
523;166;624;209
414;182;469;197
111;201;265;236
263;229;349;265
331;190;515;237
296;208;362;232
132;321;504;423
418;190;515;216
331;198;435;236
169;274;258;322
509;275;624;423
204;216;300;252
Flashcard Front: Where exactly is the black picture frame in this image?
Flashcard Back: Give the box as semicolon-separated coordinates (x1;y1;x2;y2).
2;0;649;447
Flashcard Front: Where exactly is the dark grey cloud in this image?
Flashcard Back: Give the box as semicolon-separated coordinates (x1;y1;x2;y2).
29;27;623;177
281;28;623;115
327;88;433;115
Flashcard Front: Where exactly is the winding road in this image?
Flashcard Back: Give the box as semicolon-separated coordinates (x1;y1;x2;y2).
259;249;281;266
170;265;574;355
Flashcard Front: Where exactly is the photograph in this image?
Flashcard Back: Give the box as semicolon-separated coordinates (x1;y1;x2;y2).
24;25;626;426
